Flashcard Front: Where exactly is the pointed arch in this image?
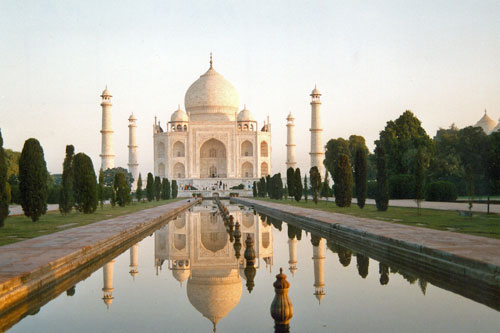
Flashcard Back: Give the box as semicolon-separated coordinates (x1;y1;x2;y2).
260;141;268;157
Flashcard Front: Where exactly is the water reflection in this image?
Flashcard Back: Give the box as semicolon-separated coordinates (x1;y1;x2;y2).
102;260;115;309
153;202;274;331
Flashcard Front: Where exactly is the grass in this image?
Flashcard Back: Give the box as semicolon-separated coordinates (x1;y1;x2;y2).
0;199;182;246
254;198;500;239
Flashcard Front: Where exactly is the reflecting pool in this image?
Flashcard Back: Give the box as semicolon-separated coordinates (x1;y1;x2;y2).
4;201;500;332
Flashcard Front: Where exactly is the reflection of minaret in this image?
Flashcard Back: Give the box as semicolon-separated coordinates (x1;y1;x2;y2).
102;260;115;309
129;243;139;279
128;113;139;190
288;237;298;276
286;112;296;169
309;86;324;176
312;238;325;304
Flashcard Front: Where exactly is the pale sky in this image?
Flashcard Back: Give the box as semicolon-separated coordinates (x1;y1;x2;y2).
1;0;499;176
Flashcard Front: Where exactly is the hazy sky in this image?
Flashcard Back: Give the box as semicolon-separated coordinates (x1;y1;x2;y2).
1;0;499;176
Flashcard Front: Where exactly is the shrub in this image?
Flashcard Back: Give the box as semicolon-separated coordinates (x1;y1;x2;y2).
231;183;245;190
389;174;414;199
114;172;131;207
425;181;458;202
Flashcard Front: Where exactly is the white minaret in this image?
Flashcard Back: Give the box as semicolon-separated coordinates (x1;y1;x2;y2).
129;243;139;280
288;236;298;276
100;87;115;170
312;238;326;304
286;112;296;170
310;85;324;176
128;113;139;190
102;260;115;309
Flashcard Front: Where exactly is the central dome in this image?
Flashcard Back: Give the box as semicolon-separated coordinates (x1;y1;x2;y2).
184;63;240;121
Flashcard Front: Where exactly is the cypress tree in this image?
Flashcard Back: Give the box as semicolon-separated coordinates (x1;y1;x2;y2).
334;154;353;207
266;175;272;197
161;178;171;200
320;170;331;202
375;145;389;211
146;173;154;201
0;130;8;227
286;167;295;200
135;173;143;202
303;174;308;203
354;147;368;209
114;172;131;207
276;173;284;200
98;168;105;209
171;179;178;199
294;168;302;202
72;153;98;214
59;145;75;214
252;181;257;197
259;177;266;197
19;138;48;221
309;166;322;205
154;176;161;201
414;146;425;215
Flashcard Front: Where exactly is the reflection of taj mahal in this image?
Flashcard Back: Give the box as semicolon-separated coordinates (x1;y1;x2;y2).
154;202;273;330
153;56;272;193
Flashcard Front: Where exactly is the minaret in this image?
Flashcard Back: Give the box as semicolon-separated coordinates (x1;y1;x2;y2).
288;237;298;276
100;87;115;170
286;112;296;170
309;86;324;176
128;113;139;190
102;260;115;309
129;243;139;280
312;238;326;304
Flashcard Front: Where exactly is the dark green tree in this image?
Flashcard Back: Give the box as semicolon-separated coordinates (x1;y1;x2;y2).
98;168;105;209
161;178;171;200
303;174;308;203
0;130;8;227
146;173;154;202
258;177;266;197
334;154;353;207
324;138;350;181
266;174;272;197
113;172;131;207
487;132;500;196
252;181;257;197
356;254;369;279
354;147;368;209
294;168;302;202
309;167;321;205
135;173;143;202
73;153;97;214
154;176;161;201
286;167;295;200
171;179;178;199
59;145;75;214
375;145;389;211
102;167;134;187
320;170;332;202
414;146;426;215
19;138;48;221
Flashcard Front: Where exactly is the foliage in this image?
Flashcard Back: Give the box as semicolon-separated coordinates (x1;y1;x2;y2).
266;175;271;197
171;180;178;199
286;167;295;199
303;174;308;202
356;254;369;278
59;145;74;214
230;183;245;190
309;167;321;204
252;181;257;197
294;168;302;202
4;149;20;178
334;154;353;207
425;181;458;202
47;185;61;204
113;172;131;207
414;146;426;214
161;178;171;200
487;132;500;196
324;138;350;181
135;173;143;202
154;176;161;201
428;125;463;184
354;147;368;209
320;170;332;201
389;174;414;199
19;138;48;222
269;173;284;200
98;169;105;209
0;130;9;227
375;145;389;211
73;153;98;214
146;173;154;202
367;180;377;199
258;177;266;197
103;167;134;187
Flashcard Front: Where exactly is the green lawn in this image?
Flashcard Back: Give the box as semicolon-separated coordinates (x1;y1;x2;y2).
0;199;182;246
254;198;500;239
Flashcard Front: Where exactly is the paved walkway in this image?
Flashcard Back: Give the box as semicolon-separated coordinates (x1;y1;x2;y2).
8;204;59;216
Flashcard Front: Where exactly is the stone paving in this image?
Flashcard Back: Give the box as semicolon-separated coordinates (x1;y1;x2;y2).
0;198;198;314
235;198;500;269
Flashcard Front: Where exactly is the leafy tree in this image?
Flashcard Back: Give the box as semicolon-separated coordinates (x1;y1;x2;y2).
309;166;321;204
252;181;257;197
354;147;368;209
349;135;369;162
334;154;353;207
103;167;134;187
4;149;20;178
154;176;161;201
270;173;284;200
375;145;389;211
303;174;308;202
171;179;178;199
135;173;143;202
414;146;426;215
320;170;332;202
113;172;131;207
428;124;463;185
161;178;171;200
73;152;97;214
286;167;295;200
294;168;302;202
0;130;8;227
59;145;75;214
98;169;105;209
324;138;350;181
19;138;48;221
146;173;154;202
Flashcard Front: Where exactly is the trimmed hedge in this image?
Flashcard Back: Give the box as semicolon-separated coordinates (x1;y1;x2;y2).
425;181;458;202
389;174;414;199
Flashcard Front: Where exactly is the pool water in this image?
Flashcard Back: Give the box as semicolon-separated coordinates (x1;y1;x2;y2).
6;201;500;332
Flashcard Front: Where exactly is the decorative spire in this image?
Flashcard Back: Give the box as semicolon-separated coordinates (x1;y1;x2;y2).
210;52;213;69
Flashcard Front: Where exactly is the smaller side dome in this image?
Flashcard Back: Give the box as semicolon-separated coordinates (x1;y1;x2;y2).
474;110;496;134
311;85;321;96
172;268;190;285
101;87;112;97
128;113;137;121
171;105;188;122
237;105;255;122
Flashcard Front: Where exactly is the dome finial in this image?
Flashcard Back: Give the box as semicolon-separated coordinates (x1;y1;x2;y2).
210;52;213;69
485;109;487;115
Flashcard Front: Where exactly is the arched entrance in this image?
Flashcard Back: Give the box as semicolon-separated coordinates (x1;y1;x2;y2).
200;138;227;178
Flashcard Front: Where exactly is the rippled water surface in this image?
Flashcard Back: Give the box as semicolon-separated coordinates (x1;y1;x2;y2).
6;201;500;332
